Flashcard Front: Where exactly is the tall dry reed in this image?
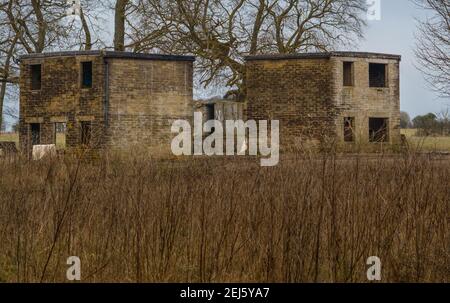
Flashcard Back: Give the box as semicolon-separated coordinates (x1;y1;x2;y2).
0;152;448;282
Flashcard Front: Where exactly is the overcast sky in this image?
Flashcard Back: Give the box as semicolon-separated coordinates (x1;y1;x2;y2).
357;0;449;117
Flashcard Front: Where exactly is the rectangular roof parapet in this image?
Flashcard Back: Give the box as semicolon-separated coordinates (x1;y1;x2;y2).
20;50;196;62
245;51;401;61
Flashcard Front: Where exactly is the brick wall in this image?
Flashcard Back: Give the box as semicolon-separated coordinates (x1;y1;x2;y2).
246;58;336;148
331;57;401;145
19;55;106;155
106;58;193;154
246;54;401;150
19;53;194;156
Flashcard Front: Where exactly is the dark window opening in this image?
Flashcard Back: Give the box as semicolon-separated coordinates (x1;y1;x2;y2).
31;64;42;90
206;104;216;134
54;122;67;149
30;123;41;146
80;121;92;145
81;62;93;88
344;117;355;142
369;118;389;142
343;62;354;86
206;104;215;121
369;63;387;88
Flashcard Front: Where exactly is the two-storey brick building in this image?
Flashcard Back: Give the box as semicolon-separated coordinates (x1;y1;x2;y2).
245;52;401;149
19;51;194;155
18;50;401;156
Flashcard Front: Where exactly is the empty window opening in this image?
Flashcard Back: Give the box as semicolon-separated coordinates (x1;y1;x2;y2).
206;104;215;121
31;64;42;90
343;62;354;86
206;104;216;135
54;122;67;149
80;121;92;146
30;123;41;146
344;117;355;142
369;118;389;142
369;63;387;88
81;62;93;88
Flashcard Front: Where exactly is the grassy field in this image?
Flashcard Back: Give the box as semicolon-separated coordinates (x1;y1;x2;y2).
0;132;18;143
0;153;448;283
402;129;450;152
3;131;450;152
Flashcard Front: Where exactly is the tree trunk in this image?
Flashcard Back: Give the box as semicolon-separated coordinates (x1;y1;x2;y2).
80;7;92;50
0;81;6;133
31;0;46;52
114;0;129;51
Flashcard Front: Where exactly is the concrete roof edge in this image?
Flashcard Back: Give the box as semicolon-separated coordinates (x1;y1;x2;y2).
19;50;196;62
245;51;401;61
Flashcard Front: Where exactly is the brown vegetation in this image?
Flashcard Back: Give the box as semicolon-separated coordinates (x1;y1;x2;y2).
0;152;448;283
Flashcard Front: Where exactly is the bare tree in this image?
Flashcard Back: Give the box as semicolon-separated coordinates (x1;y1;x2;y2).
110;0;170;52
0;3;19;132
71;0;107;51
3;0;72;53
400;111;412;129
414;0;450;98
1;0;65;130
131;0;367;98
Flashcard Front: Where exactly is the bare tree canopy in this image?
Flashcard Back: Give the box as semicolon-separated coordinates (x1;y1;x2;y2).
73;0;107;51
414;0;450;98
110;0;173;53
0;0;368;128
126;0;368;97
0;0;104;129
4;0;73;53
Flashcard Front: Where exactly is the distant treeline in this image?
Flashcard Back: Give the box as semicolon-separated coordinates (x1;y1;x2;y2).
401;111;450;136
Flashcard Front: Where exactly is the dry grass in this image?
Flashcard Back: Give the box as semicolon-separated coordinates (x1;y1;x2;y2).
3;131;450;152
0;152;448;283
402;129;450;151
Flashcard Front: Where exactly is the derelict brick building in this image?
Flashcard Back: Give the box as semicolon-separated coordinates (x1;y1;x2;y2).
19;51;194;154
245;52;401;148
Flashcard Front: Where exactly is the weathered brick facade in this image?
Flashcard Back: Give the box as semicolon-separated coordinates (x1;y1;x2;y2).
19;50;400;156
246;52;401;149
19;51;194;155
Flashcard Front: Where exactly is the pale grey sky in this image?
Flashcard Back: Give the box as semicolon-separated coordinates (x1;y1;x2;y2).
357;0;449;117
